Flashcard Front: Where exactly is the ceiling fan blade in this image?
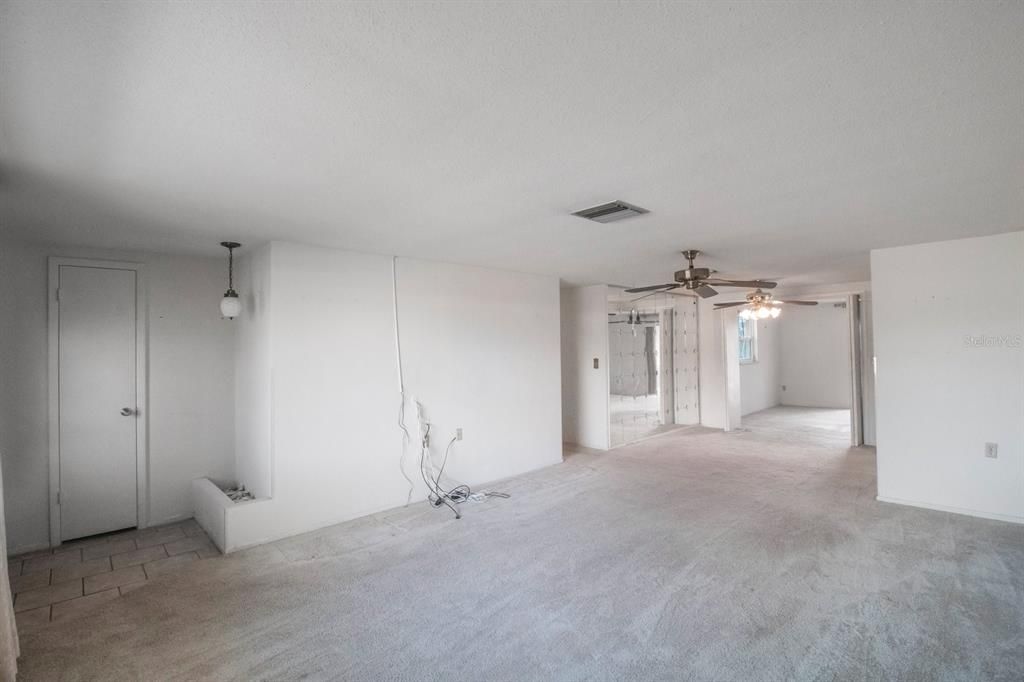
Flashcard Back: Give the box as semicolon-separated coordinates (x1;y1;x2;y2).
706;279;778;289
713;301;748;309
624;283;679;294
694;284;718;298
630;290;662;303
779;300;818;305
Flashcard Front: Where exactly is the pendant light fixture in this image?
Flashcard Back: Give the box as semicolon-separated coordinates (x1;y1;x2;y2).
219;241;242;319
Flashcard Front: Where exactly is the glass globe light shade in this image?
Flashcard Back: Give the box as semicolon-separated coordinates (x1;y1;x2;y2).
220;291;241;319
756;306;771;318
770;307;782;318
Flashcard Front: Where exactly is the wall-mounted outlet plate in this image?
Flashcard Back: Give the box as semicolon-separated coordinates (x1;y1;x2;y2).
456;428;463;441
985;442;998;459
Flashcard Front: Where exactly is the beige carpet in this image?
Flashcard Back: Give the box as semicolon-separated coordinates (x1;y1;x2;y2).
739;405;851;448
14;421;1024;680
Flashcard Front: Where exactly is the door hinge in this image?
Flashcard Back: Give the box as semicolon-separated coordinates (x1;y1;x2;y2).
56;491;61;505
55;288;60;302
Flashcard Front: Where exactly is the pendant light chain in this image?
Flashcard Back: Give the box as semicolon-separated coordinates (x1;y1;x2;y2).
220;241;241;294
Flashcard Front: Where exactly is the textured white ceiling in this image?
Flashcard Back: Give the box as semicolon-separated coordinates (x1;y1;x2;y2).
1;1;1021;287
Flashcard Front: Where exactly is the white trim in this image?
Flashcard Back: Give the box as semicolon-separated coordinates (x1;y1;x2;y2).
47;257;149;547
602;290;611;450
876;496;1024;525
847;294;864;447
737;314;757;365
720;308;739;432
47;263;60;546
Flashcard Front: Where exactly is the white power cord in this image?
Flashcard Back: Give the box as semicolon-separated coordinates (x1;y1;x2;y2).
392;256;414;504
390;256;509;515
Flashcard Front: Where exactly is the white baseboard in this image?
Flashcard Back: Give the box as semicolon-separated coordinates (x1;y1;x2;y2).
876;495;1024;525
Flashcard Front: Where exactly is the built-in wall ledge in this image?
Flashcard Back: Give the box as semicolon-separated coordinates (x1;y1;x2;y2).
192;479;232;552
192;478;274;554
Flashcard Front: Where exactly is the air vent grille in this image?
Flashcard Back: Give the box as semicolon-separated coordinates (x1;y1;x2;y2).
572;200;649;223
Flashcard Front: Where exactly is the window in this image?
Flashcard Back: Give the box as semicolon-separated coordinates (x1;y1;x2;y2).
738;316;757;364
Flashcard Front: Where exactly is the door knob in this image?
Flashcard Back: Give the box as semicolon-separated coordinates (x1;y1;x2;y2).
120;407;134;416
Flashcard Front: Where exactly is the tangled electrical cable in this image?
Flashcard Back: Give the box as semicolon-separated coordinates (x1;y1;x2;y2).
393;257;507;516
418;427;509;519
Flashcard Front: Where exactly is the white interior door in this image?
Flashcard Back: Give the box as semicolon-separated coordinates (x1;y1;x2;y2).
58;265;138;541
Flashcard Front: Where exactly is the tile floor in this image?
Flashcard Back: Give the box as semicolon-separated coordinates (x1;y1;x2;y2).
8;519;219;634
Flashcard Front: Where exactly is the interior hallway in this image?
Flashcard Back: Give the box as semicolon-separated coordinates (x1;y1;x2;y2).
13;426;1024;680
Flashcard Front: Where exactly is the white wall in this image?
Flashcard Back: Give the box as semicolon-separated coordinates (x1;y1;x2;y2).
740;317;781;416
873;231;1024;522
779;304;852;409
698;301;740;430
233;244;273;498
0;240;235;553
146;253;236;526
398;257;562;484
225;242;563;550
560;285;609;449
0;243;48;553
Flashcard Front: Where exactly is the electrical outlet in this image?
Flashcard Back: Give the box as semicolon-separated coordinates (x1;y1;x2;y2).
456;428;463;441
985;442;998;459
593;358;600;369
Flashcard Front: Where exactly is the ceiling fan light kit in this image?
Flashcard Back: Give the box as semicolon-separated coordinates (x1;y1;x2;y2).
714;287;820;318
740;305;781;320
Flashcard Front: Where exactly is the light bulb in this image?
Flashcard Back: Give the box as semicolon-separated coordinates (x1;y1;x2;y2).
770;307;781;318
757;306;770;318
220;291;241;319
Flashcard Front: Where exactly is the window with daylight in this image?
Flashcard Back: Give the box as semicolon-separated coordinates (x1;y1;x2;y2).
738;316;757;364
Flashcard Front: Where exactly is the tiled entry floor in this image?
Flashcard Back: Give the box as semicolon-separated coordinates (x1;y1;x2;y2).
8;519;218;633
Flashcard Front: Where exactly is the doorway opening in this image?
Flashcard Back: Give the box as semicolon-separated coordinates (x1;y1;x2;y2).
607;288;699;447
728;294;872;448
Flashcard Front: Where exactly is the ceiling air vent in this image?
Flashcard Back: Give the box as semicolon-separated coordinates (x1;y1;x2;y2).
571;200;649;223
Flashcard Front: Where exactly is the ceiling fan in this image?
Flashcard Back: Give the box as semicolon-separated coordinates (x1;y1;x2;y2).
625;250;777;299
714;288;818;318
